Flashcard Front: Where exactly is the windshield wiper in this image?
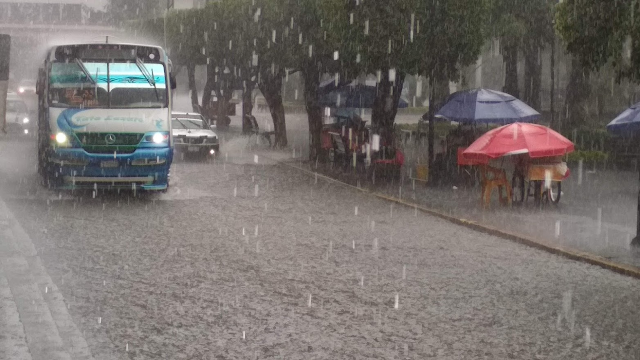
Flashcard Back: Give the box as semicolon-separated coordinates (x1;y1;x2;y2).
75;58;96;85
174;119;188;130
135;57;160;102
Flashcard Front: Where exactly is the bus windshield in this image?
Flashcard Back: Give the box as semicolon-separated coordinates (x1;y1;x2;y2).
48;60;167;109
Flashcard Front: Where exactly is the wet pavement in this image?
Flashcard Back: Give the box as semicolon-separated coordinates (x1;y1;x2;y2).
1;129;640;359
302;139;640;269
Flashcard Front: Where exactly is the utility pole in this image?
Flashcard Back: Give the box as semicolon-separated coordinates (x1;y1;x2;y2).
164;0;174;50
0;35;10;135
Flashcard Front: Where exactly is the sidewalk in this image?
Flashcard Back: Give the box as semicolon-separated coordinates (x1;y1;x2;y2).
298;158;640;269
0;199;93;360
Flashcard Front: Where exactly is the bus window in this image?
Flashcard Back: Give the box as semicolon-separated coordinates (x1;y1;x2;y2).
49;61;167;109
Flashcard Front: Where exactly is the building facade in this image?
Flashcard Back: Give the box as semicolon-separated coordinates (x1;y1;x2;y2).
0;0;117;80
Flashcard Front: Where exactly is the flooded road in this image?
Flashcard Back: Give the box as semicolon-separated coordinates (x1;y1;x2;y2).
1;133;640;359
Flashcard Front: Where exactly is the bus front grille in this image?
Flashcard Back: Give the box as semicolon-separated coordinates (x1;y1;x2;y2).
82;146;137;154
77;133;144;146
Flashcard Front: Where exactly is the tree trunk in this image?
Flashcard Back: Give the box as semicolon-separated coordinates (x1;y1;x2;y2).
259;74;287;147
533;49;542;110
242;79;254;134
372;67;391;142
503;41;519;98
302;63;323;162
427;77;450;184
428;84;435;181
371;69;406;146
550;37;556;129
523;40;542;109
565;57;590;132
201;62;215;115
633;166;640;247
187;62;199;108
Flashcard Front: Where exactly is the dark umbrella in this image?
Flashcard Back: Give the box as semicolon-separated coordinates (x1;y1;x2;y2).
607;104;640;246
606;102;640;135
436;88;540;124
318;80;409;109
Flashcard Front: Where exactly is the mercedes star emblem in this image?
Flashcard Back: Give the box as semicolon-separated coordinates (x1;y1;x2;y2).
105;134;116;145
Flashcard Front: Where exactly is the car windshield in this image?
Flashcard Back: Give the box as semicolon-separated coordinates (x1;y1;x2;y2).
49;61;167;109
172;118;204;129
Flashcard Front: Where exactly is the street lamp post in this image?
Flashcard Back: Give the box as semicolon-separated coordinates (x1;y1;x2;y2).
164;0;174;50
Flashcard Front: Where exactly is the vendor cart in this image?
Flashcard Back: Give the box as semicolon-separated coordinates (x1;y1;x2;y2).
512;158;570;205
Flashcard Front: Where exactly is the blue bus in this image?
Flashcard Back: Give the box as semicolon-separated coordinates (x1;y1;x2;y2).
36;41;176;192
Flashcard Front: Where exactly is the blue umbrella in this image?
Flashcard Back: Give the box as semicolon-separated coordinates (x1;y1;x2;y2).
606;102;640;136
318;80;409;109
436;88;540;124
607;104;640;247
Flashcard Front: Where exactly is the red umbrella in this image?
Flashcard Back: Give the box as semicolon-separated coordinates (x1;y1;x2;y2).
462;123;574;163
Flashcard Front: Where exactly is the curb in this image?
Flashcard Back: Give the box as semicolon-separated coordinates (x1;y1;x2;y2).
274;158;640;280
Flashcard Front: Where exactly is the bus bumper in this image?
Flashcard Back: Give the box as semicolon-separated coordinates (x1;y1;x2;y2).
47;147;173;191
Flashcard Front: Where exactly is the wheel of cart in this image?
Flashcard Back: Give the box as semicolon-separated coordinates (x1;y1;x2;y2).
542;181;561;204
513;163;567;205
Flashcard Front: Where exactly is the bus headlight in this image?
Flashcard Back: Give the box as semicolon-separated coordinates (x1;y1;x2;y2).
152;132;168;144
23;117;29;124
55;132;68;144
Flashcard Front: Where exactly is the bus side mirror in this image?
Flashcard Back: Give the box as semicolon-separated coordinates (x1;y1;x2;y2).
170;74;177;90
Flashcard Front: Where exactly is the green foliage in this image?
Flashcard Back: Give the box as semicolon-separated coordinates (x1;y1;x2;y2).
412;0;488;81
567;150;609;164
489;0;555;47
165;8;208;67
556;0;639;81
561;128;612;153
395;122;457;138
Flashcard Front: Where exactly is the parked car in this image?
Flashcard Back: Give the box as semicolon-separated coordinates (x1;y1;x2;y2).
17;79;37;96
171;112;219;157
4;92;33;135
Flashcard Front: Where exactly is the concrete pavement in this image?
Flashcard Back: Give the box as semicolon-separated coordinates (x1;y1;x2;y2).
2;130;640;358
0;198;93;360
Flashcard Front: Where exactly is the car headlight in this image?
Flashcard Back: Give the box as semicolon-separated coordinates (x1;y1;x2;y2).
22;117;29;124
152;132;168;144
18;87;25;93
55;132;67;144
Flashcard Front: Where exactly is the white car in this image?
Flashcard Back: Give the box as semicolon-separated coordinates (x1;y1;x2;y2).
5;92;32;135
171;112;219;156
17;79;37;95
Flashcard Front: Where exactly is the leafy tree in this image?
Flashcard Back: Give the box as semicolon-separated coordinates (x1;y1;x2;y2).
279;0;343;160
413;0;488;172
556;0;635;130
488;0;527;98
488;0;555;108
345;0;419;145
165;9;208;107
521;1;555;110
252;0;297;147
556;0;640;245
